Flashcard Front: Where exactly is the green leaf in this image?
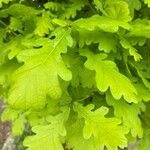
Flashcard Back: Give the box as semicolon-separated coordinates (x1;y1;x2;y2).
79;68;96;88
26;98;61;127
12;115;26;136
2;37;25;59
0;0;13;8
44;2;61;11
8;28;73;110
74;29;117;53
144;0;150;7
9;17;22;31
0;1;150;149
0;60;20;85
62;51;84;87
61;0;87;19
63;50;95;88
105;1;131;22
133;62;150;89
66;117;98;150
127;19;150;38
1;107;26;136
93;0;107;15
7;4;38;18
137;130;150;150
73;15;130;33
125;0;141;16
52;18;68;27
23;109;69;150
120;37;142;61
106;93;143;138
73;102;128;150
80;49;137;103
134;83;150;102
34;12;53;36
1;107;21;122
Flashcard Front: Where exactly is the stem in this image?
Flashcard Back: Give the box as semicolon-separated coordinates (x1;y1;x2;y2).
0;20;7;27
0;20;18;36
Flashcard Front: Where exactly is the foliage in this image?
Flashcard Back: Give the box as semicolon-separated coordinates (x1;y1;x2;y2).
0;0;150;150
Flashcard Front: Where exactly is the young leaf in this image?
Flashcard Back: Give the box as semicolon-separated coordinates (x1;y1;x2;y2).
66;117;98;150
120;37;142;61
105;1;131;22
74;29;117;53
34;12;53;36
80;49;137;103
73;102;128;150
9;17;22;31
44;2;61;11
8;28;73;110
73;15;130;33
61;0;87;19
106;93;143;138
24;109;69;150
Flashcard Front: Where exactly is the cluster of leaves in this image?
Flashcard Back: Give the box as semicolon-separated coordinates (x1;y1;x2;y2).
0;0;150;149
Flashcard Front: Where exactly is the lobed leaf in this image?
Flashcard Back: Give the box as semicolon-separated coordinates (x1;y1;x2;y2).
80;49;138;103
73;102;128;150
7;28;73;110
